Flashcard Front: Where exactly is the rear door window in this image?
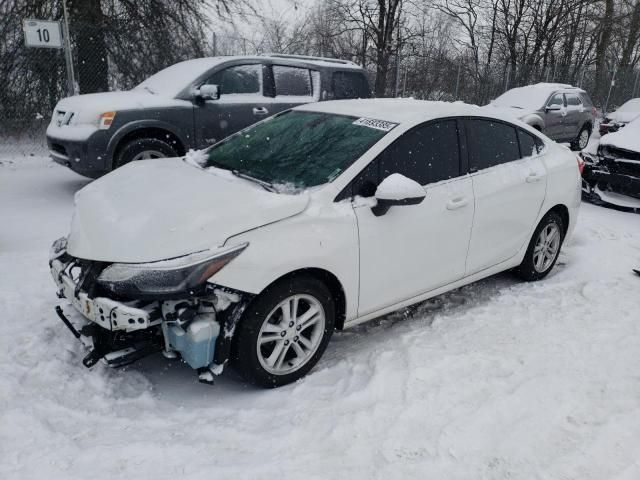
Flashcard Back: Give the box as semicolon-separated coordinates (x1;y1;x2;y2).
273;65;313;96
566;93;582;107
466;119;520;171
332;72;369;99
206;64;262;95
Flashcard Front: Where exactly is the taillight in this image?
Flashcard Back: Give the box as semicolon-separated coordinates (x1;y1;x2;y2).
576;155;585;174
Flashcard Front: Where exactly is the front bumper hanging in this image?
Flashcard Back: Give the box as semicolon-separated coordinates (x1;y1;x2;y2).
50;254;253;381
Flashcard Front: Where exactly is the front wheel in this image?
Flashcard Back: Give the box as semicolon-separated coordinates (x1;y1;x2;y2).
115;137;178;169
231;275;335;388
516;212;565;281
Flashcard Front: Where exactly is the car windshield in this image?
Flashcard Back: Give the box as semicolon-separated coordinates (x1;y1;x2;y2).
134;58;221;97
203;110;394;190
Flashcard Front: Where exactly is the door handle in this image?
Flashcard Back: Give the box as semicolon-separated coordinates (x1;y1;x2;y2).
526;173;541;183
446;197;469;210
253;107;269;116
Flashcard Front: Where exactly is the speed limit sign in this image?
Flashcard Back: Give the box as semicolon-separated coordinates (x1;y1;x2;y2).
23;19;63;49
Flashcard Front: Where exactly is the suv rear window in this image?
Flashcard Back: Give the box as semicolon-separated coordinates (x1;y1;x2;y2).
274;65;313;96
566;94;582;106
332;72;369;99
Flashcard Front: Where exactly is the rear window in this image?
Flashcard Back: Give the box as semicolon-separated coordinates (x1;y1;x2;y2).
579;92;593;107
332;72;369;99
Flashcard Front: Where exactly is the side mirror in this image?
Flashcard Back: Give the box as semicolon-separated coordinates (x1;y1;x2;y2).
545;104;561;112
371;173;426;217
196;84;220;101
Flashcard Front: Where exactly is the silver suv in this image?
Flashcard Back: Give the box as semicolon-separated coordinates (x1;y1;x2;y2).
489;83;596;151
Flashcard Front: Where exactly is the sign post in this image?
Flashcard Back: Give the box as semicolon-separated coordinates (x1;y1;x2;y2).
23;15;76;96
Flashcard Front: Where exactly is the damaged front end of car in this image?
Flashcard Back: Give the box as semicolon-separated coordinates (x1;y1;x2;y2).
581;147;640;209
50;237;254;384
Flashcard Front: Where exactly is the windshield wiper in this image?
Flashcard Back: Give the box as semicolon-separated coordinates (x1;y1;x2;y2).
232;170;276;192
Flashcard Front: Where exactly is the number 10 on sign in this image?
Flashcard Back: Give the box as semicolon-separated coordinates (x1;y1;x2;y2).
23;19;63;49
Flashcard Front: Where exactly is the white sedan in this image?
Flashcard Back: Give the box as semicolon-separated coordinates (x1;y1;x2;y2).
50;99;582;387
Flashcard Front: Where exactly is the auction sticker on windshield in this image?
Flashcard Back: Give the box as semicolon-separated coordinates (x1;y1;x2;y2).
352;118;398;131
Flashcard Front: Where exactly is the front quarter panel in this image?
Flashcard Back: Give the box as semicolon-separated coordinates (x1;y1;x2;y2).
209;198;360;322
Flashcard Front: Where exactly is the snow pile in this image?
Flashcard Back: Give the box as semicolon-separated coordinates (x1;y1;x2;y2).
1;159;640;479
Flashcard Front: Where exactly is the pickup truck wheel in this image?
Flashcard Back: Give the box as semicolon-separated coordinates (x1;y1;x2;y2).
115;138;177;169
231;275;335;388
570;126;590;151
516;212;565;281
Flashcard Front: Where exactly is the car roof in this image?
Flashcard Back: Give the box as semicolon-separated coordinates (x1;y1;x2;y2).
294;98;515;126
170;55;363;72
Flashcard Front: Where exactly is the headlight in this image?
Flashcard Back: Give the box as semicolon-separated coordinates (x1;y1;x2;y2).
97;243;248;298
49;236;68;261
98;111;116;129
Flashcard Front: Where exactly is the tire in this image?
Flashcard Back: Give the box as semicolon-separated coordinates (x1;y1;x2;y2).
231;275;335;388
115;137;178;169
570;125;590;151
516;211;565;281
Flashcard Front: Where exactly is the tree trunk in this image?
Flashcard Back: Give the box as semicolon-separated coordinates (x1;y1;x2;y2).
70;0;108;93
620;0;640;67
594;0;615;106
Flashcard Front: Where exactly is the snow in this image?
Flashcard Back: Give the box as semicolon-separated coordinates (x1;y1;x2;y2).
66;158;309;263
2;157;640;479
600;116;640;152
491;83;578;111
375;173;425;200
297;98;485;125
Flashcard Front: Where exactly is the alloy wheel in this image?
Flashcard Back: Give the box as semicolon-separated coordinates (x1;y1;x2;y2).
256;294;326;375
578;130;589;149
533;223;561;272
131;150;165;161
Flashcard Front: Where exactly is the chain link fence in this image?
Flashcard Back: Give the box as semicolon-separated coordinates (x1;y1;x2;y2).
2;24;639;160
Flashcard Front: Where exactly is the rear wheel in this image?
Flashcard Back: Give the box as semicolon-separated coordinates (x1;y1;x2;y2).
516;212;565;281
570;126;590;151
232;275;335;388
115;137;177;169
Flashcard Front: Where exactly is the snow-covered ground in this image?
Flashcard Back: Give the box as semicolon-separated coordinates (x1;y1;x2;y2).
1;157;640;480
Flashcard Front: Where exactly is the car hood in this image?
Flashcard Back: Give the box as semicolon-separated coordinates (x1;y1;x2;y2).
483;104;538;121
599;120;640;153
67;158;310;263
607;111;640;124
52;91;188;125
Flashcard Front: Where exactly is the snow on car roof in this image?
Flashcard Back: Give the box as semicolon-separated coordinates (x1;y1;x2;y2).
295;98;506;125
491;82;585;110
135;55;362;98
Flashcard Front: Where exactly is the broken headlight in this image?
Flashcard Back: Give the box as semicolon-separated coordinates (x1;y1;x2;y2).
96;243;248;298
49;236;68;261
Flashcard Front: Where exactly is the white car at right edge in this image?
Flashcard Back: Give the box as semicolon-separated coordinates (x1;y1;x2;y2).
50;98;582;388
